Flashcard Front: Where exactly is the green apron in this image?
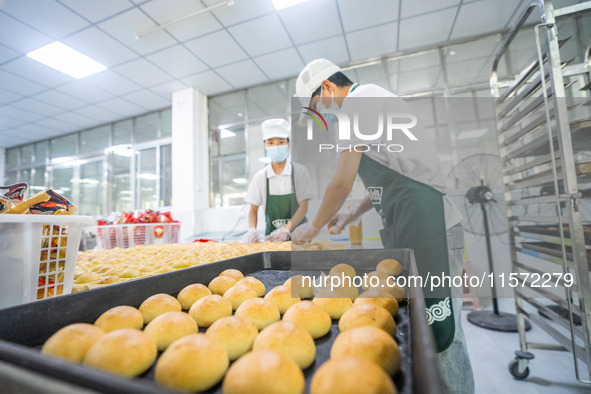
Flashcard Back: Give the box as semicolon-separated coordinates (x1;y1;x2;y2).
358;153;455;352
265;163;307;236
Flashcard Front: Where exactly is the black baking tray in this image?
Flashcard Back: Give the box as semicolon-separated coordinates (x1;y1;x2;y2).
0;249;443;394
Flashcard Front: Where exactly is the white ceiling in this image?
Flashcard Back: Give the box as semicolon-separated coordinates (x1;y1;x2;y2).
0;0;586;148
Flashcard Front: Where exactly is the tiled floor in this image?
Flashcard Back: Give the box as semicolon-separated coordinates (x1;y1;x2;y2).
461;299;591;393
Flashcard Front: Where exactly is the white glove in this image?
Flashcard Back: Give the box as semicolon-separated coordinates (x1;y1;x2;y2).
291;222;321;244
240;228;259;243
264;226;290;242
326;206;359;234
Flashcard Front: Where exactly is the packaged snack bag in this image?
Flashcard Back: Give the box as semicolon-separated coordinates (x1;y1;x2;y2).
0;183;28;203
7;188;77;215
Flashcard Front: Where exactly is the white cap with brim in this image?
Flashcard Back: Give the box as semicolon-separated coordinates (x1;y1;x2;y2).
295;58;342;107
262;118;290;140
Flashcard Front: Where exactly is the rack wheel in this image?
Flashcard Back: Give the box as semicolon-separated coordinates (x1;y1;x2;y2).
509;359;530;379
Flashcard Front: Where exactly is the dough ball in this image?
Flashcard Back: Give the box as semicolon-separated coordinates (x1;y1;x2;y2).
177;283;211;310
310;357;397;394
338;304;396;337
376;259;402;276
282;301;331;339
264;285;301;314
205;316;258;360
144;311;198;351
42;323;105;362
83;329;157;377
253;321;316;369
235;298;280;330
223;284;258;310
361;271;390;291
155;333;229;392
208;276;237;296
355;289;399;316
284;275;314;299
333;283;359;301
380;281;406;303
312;288;352;319
189;294;233;328
236;277;266;297
139;293;182;324
219;268;244;282
222;350;304;394
328;225;341;234
331;326;401;375
329;263;356;279
94;306;143;332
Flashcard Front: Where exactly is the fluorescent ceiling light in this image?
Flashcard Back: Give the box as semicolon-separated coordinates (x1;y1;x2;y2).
137;173;159;180
27;41;107;79
457;128;488;140
232;178;248;185
271;0;313;11
220;128;236;139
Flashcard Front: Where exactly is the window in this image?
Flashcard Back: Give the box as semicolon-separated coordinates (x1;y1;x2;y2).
51;134;78;160
111;154;131;213
20;144;34;167
3;108;172;216
34;141;47;165
135;112;160;143
6;148;18;168
113;119;132;146
136;148;158;209
79;160;104;216
80;125;110;154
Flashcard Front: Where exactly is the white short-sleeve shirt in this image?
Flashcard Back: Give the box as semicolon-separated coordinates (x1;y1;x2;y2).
341;84;463;229
244;159;315;207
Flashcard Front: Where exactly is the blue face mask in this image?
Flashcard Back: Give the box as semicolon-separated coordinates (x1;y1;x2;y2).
266;145;289;163
317;88;339;124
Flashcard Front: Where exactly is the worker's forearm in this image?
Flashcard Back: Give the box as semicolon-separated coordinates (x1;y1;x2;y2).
312;181;351;229
248;207;258;228
288;200;308;230
355;195;373;218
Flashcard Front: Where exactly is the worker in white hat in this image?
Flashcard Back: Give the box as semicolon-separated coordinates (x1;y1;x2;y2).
291;59;474;394
241;118;314;243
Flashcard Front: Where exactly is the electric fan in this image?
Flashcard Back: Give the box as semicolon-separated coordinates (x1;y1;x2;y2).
447;153;531;332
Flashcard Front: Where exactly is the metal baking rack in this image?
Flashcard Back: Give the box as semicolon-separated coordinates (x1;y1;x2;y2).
490;0;591;383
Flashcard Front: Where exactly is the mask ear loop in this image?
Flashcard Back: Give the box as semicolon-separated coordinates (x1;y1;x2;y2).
319;84;335;109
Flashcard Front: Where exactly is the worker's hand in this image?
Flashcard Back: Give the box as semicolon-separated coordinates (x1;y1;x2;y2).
326;207;356;234
291;222;321;244
264;226;290;242
240;228;259;243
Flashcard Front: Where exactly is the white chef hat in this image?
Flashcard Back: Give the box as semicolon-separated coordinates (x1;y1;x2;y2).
295;58;342;106
262;118;290;140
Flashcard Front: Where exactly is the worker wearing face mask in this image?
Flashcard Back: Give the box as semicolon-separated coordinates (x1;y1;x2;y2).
291;59;474;394
241;118;314;243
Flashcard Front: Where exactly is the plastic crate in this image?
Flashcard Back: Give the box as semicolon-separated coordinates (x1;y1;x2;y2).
96;223;181;249
0;215;92;309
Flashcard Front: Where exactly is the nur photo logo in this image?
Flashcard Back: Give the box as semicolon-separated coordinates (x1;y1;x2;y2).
302;106;419;153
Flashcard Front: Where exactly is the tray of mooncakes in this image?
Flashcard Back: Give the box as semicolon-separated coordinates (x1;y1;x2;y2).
0;249;444;394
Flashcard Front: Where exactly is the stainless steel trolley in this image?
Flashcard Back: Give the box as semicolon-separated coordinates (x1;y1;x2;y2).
490;0;591;383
